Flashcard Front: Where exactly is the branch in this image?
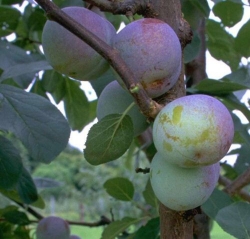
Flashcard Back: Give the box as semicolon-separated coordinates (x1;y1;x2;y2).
223;167;250;196
219;175;250;202
35;0;162;119
83;0;157;17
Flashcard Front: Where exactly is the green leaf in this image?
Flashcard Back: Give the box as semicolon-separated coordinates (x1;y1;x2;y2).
16;167;38;204
3;210;30;225
84;114;134;165
101;217;143;239
103;177;134;201
217;94;250;122
189;0;210;17
201;188;233;220
0;6;21;37
213;1;243;27
215;202;250;239
0;60;52;82
234;145;250;175
184;32;201;63
0;41;40;88
134;217;160;239
192;78;248;94
142;179;158;208
0;135;23;190
224;67;250;88
235;20;250;58
206;19;240;70
63;78;91;131
41;70;66;103
0;84;70;163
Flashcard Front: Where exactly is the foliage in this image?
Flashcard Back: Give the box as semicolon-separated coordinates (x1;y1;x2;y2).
0;0;250;238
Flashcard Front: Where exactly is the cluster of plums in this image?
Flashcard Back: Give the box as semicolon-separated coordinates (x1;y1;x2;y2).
150;95;234;211
36;216;81;239
42;7;235;211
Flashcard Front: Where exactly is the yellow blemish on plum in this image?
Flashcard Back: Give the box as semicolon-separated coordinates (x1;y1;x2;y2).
163;141;173;152
172;105;183;125
159;113;171;124
182;129;210;146
166;132;179;141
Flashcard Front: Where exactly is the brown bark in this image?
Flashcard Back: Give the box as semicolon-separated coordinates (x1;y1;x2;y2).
149;1;193;239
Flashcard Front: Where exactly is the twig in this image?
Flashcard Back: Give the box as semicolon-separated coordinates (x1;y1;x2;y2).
219;175;250;202
135;167;150;174
35;0;162;119
225;167;250;195
14;201;44;220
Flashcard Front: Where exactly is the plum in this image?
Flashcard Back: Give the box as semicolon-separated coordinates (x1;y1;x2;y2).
153;94;234;167
36;216;70;239
112;18;182;98
42;7;116;81
97;80;149;136
150;152;220;211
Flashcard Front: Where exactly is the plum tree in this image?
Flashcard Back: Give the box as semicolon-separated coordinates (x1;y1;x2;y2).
150;153;220;211
153;94;234;167
97;80;149;136
112;18;182;98
42;7;116;80
36;216;70;239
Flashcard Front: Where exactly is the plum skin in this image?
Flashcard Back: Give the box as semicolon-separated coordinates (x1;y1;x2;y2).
70;235;81;239
36;216;70;239
42;7;116;81
153;94;234;167
150;152;220;211
112;18;182;98
97;81;149;136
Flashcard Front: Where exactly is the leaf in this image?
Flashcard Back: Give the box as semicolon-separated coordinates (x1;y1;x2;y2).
184;32;201;63
0;6;21;37
201;188;233;220
3;210;30;225
0;60;52;82
206;19;240;70
217;94;250;122
0;41;42;88
234;145;250;175
189;0;210;17
134;217;160;239
63;78;91;131
41;70;66;103
215;202;250;239
84;114;134;165
0;84;70;163
103;177;134;201
101;217;143;239
224;67;250;88
192;78;248;94
16;167;38;204
213;1;243;27
0;135;23;190
235;20;250;58
142;179;158;208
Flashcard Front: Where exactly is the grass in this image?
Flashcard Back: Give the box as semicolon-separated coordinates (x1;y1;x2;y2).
70;221;235;239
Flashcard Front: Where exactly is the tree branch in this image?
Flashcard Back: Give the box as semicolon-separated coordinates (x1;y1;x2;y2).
35;0;162;119
219;175;250;202
223;167;250;196
83;0;157;17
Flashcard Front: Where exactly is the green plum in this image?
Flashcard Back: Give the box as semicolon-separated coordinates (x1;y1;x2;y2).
150;152;220;211
153;94;234;167
42;7;116;80
97;80;149;136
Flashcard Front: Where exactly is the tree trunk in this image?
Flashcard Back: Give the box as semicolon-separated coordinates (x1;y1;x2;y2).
149;1;193;238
